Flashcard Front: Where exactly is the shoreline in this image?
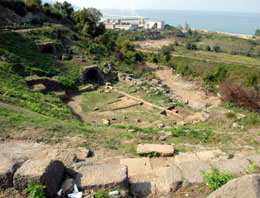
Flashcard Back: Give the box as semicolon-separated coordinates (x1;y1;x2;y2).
193;28;254;39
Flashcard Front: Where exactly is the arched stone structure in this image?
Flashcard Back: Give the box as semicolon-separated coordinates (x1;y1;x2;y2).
81;65;104;84
36;42;56;53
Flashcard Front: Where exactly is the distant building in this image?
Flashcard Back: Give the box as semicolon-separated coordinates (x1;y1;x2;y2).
103;16;165;31
145;21;157;29
157;21;165;30
116;24;139;31
105;24;116;30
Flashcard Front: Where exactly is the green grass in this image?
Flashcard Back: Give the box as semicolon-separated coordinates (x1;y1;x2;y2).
173;45;260;67
200;35;255;56
169;127;219;144
0;62;74;119
80;88;122;112
246;162;260;174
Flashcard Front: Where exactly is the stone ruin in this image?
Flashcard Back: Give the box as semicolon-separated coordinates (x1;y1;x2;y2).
80;65;104;84
36;42;56;54
144;32;161;40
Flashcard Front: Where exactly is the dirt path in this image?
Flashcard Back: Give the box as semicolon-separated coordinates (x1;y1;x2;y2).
66;94;89;123
147;63;221;109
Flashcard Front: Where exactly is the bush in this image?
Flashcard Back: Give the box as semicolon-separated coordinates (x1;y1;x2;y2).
213;45;221;52
174;41;179;46
203;65;228;84
246;162;260;174
225;112;236;119
255;29;260;37
201;166;235;191
22;180;46;198
221;79;260;110
186;42;197;50
93;190;109;198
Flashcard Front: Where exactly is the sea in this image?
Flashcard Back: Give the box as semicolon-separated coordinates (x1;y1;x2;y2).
101;9;260;36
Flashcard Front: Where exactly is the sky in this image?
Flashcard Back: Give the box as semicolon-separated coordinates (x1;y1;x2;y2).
52;0;260;13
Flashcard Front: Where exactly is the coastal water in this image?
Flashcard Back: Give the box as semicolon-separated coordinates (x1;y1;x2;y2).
102;9;260;35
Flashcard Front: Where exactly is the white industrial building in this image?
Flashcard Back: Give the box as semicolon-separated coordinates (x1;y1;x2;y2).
103;15;165;31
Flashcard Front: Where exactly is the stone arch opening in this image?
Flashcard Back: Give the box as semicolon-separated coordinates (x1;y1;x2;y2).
85;69;100;83
81;66;104;84
41;45;55;53
36;42;56;54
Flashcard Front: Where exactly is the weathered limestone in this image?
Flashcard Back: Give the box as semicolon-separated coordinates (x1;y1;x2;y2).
174;153;199;164
210;158;250;176
246;154;260;165
45;149;78;164
75;164;128;190
188;101;205;110
0;156;26;189
120;158;153;177
153;165;182;194
179;161;212;187
13;159;64;198
137;144;174;157
208;174;260;198
196;149;225;161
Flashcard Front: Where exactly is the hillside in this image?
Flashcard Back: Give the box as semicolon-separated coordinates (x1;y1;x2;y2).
0;1;260;198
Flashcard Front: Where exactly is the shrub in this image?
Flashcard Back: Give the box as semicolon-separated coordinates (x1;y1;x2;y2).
246;162;260;174
255;29;260;37
139;152;159;158
203;65;228;84
93;190;109;198
22;180;46;198
225;112;236;119
206;45;211;51
221;79;260;110
201;166;235;191
213;45;220;52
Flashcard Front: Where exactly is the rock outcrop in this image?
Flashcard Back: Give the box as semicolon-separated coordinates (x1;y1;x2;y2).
75;164;128;190
0;156;26;189
13;159;64;198
208;174;260;198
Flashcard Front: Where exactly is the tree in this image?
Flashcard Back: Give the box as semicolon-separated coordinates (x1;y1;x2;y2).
186;42;192;50
73;8;104;37
206;45;211;51
255;29;260;37
52;1;74;21
213;45;220;52
186;42;197;50
160;45;174;62
187;28;192;36
185;22;190;30
25;0;42;10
